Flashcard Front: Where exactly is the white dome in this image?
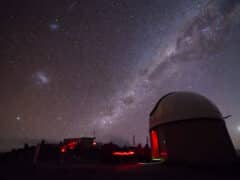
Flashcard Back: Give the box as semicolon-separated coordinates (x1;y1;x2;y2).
150;92;222;128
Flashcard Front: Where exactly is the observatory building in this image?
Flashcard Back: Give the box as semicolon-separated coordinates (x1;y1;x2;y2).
149;92;236;164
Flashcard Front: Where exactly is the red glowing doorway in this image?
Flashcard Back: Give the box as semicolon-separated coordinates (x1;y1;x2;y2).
151;130;160;159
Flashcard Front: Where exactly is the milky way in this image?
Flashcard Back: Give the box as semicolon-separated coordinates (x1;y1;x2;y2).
0;0;240;151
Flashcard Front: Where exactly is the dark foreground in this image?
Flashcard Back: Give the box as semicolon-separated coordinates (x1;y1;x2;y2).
1;162;240;180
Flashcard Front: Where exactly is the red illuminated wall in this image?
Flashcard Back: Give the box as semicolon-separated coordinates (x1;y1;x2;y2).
151;130;160;158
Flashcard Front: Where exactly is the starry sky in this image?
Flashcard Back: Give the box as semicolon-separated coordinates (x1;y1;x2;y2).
1;0;240;151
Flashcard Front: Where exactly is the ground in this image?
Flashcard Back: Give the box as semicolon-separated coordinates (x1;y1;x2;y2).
1;162;240;180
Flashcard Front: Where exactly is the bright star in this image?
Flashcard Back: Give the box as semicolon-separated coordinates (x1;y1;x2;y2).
16;115;21;121
49;23;60;31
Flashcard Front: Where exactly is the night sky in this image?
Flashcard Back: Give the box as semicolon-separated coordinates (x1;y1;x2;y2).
1;0;240;151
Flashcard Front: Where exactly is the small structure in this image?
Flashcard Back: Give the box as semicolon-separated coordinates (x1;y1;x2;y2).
60;137;98;162
61;137;96;153
34;141;60;164
149;91;236;164
63;137;96;148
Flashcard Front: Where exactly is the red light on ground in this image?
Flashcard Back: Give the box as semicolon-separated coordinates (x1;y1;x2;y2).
112;151;135;156
115;163;142;171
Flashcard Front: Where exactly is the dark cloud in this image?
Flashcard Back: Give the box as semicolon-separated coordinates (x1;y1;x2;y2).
176;0;240;56
147;0;240;82
208;0;239;14
122;95;135;106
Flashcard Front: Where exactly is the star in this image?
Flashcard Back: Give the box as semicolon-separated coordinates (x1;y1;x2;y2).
237;126;240;132
49;23;60;31
49;18;61;32
16;115;21;121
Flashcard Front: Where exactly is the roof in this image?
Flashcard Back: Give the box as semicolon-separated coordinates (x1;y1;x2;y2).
150;91;222;128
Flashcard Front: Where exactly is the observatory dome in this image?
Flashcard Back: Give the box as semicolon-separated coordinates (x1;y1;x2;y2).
150;92;222;128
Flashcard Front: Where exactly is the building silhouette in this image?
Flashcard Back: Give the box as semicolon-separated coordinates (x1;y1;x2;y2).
149;91;236;164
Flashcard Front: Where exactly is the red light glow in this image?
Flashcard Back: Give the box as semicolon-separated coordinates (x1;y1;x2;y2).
151;130;160;158
61;148;66;153
112;151;135;156
67;141;77;150
160;151;168;157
